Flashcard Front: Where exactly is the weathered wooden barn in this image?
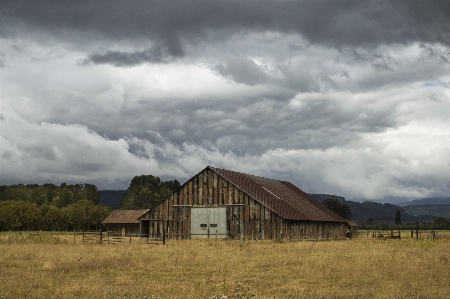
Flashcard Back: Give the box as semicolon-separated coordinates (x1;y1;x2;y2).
141;166;349;240
102;209;149;236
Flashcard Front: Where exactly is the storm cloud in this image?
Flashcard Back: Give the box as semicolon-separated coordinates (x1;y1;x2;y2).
1;0;449;202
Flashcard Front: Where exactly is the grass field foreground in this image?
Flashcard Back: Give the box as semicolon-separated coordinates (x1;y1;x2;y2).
0;237;449;298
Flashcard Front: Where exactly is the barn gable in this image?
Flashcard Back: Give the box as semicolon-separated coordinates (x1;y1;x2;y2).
141;166;348;240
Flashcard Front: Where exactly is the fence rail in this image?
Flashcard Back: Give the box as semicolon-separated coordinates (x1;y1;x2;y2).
355;229;450;239
1;230;166;245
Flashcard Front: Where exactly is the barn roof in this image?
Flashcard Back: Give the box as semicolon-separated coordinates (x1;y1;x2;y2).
102;209;150;224
209;166;348;223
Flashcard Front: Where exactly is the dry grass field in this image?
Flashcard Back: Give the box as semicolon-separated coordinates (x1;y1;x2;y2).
0;234;449;299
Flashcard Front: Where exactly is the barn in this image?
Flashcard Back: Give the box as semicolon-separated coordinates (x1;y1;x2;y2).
102;209;149;236
141;166;349;240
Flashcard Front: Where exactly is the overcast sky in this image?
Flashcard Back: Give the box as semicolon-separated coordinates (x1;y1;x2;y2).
1;1;449;202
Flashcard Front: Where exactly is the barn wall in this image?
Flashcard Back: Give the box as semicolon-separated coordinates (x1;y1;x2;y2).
141;168;347;240
124;224;140;236
105;224;122;236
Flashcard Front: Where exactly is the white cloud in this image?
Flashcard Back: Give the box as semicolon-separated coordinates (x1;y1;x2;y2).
1;2;449;202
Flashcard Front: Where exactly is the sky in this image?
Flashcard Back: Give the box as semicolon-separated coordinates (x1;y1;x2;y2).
1;0;449;202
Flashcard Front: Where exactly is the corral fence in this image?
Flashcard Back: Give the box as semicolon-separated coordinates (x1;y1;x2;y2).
82;230;166;245
354;229;450;240
2;229;166;245
106;231;166;245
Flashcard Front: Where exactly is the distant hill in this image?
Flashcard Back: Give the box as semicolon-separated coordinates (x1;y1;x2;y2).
403;204;450;220
100;190;125;209
397;197;450;207
309;194;438;224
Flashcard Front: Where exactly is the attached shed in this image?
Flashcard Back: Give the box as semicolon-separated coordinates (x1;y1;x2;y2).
347;221;359;237
141;166;349;240
102;209;149;236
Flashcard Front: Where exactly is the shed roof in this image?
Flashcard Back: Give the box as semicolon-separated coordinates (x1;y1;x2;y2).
209;166;348;223
102;209;150;224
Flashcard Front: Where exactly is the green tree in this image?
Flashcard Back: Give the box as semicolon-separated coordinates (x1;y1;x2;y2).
121;175;177;209
395;209;402;225
89;205;112;229
42;205;65;231
59;189;75;207
432;217;450;230
0;200;39;230
0;201;21;230
322;198;353;220
30;187;48;206
83;184;101;204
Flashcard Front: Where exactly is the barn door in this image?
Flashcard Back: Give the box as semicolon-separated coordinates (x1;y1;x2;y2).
191;207;227;238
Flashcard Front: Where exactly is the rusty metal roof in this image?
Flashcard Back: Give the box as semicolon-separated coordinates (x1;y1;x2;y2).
210;167;348;223
102;209;150;224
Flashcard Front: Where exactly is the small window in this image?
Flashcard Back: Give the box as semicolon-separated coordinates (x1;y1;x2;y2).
200;224;207;228
210;224;217;227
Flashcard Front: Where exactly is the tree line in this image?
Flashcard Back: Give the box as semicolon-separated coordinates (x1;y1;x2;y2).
120;175;180;209
0;183;111;231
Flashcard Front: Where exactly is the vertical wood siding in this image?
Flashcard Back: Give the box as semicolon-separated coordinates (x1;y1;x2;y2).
141;168;346;240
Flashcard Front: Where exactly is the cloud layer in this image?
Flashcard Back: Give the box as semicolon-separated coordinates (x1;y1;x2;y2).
1;1;449;201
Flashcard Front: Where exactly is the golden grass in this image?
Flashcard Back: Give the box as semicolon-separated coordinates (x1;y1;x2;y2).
0;237;449;299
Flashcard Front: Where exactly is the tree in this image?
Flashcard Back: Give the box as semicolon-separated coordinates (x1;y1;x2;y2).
432;217;450;230
83;184;101;204
395;209;402;225
59;189;75;207
42;205;65;231
121;175;178;209
322;198;353;220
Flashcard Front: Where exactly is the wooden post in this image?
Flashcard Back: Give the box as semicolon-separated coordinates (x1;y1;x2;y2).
74;229;76;244
99;229;102;244
9;229;12;245
411;230;413;238
162;221;166;245
416;229;419;239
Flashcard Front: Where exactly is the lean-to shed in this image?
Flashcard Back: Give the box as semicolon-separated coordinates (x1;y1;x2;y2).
102;209;149;236
141;166;349;240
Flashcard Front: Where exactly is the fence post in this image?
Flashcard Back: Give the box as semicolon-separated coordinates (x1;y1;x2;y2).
416;229;419;239
99;229;102;244
74;229;76;244
9;229;12;245
162;221;166;245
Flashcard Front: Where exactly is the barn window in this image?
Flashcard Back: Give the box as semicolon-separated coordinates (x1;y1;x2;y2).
200;224;207;228
210;224;217;227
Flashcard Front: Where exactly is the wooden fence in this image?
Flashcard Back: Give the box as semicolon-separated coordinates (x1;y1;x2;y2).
2;230;166;245
106;232;165;245
355;229;450;239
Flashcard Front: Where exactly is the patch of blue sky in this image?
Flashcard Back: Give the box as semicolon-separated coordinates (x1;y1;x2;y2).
423;81;447;88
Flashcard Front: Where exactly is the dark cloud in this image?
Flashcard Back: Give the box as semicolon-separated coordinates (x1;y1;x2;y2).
2;0;449;54
213;55;271;85
79;47;172;66
1;0;449;199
